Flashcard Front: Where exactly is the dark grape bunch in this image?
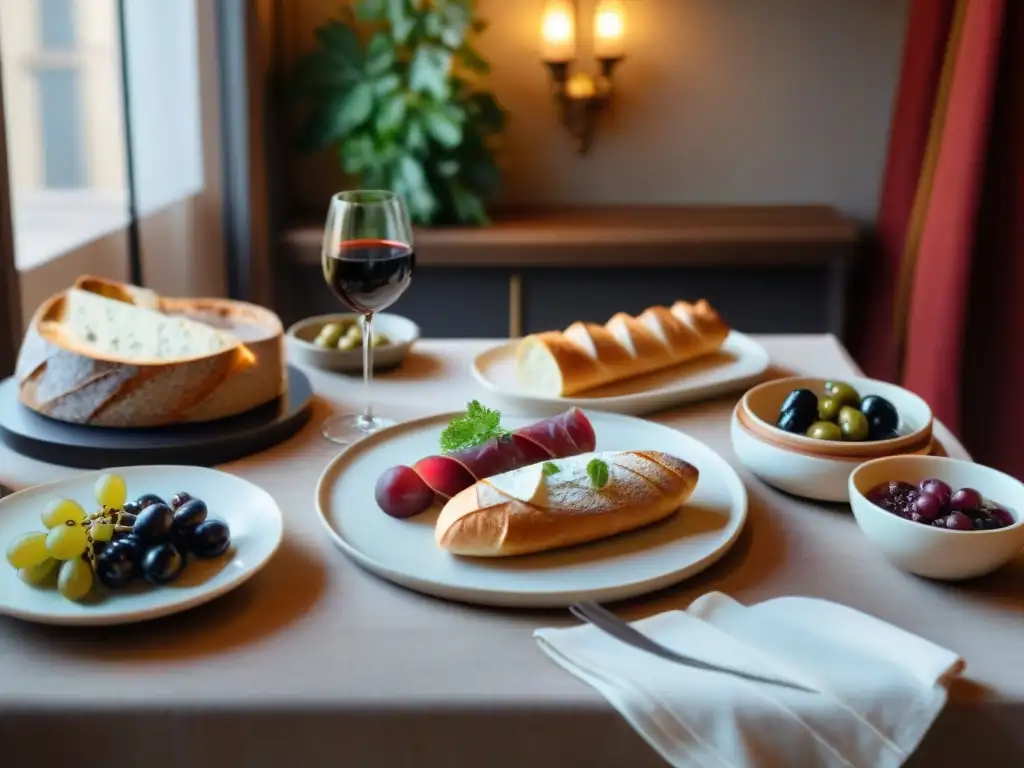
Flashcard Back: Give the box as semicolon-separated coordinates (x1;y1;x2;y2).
4;473;232;602
866;478;1016;531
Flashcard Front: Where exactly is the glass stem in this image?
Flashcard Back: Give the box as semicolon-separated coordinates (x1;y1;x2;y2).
362;312;374;424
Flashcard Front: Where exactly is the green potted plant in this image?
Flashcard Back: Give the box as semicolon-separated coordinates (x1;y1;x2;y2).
292;0;508;226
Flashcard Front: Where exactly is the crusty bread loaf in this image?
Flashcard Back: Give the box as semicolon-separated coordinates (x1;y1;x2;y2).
15;278;287;428
515;300;730;396
435;451;699;557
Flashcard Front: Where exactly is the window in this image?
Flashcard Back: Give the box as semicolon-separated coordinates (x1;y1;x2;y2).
0;0;211;272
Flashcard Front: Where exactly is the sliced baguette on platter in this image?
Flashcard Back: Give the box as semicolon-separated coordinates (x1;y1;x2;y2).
15;276;286;428
435;450;699;557
515;300;730;397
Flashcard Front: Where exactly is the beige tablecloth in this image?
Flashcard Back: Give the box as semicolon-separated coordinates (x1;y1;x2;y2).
1;335;1022;767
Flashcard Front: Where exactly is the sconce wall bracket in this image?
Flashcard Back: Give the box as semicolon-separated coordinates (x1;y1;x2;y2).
544;57;624;155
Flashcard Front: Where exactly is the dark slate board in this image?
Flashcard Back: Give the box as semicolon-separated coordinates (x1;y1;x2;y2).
0;366;313;469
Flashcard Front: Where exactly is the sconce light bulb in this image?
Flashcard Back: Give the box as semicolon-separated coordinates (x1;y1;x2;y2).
594;0;626;60
541;0;577;62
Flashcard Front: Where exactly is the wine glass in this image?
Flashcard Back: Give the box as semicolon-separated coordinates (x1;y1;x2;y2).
320;190;415;444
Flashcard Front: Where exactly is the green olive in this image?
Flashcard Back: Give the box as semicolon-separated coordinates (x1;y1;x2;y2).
824;380;861;409
371;331;391;348
336;334;358;351
314;323;344;349
806;421;843;441
817;396;841;422
837;406;869;441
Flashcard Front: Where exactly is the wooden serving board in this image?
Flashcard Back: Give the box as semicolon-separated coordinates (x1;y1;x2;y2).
0;366;313;469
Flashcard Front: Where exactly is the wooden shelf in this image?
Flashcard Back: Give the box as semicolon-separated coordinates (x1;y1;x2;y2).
280;204;860;268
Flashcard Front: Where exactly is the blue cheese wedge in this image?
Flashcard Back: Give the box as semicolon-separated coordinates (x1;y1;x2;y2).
57;288;240;362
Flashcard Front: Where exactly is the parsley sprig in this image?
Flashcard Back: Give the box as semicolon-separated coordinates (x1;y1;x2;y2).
439;401;510;454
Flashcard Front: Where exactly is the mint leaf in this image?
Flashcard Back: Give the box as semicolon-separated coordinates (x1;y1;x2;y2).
542;462;560;476
439;400;509;454
587;458;609;489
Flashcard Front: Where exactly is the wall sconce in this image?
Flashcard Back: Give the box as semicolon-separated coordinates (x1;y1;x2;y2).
541;0;626;154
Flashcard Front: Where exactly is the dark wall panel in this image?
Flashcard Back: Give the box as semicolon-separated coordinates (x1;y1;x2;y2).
280;268;510;338
522;267;828;335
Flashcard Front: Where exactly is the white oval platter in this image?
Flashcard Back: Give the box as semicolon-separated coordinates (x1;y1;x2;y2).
317;410;747;608
471;331;771;417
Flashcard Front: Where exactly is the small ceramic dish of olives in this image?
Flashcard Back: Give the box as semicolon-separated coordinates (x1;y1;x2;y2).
777;380;901;444
286;313;420;373
850;455;1024;580
730;376;934;502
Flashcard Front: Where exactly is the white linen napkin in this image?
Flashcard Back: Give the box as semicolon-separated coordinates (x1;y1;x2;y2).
535;593;964;768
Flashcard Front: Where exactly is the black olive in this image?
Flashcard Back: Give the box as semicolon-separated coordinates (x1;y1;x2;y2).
780;389;817;420
777;407;814;434
869;425;900;442
861;395;899;433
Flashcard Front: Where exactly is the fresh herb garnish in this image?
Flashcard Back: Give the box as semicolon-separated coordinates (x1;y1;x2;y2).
587;458;609;489
439;400;510;454
542;461;561;476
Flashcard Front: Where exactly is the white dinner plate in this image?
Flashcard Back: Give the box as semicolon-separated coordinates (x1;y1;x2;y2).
470;331;771;417
0;465;283;626
316;411;748;608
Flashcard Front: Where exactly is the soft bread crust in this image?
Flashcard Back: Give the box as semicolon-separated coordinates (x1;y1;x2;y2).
435;451;699;557
15;279;287;427
516;301;730;396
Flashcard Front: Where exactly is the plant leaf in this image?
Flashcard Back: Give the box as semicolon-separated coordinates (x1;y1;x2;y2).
467;91;506;133
409;45;452;100
356;0;387;21
315;21;363;68
446;179;489;224
437;158;460;177
456;43;489;74
423;104;463;148
291;50;357;97
374;73;402;96
440;3;469;48
340;134;375;173
376;92;408;135
298;104;341;152
332;81;375;137
395;153;437;222
388;0;416;44
365;33;396;76
404;118;428;153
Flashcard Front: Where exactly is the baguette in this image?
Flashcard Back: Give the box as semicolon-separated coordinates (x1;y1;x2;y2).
515;300;730;397
435;451;699;557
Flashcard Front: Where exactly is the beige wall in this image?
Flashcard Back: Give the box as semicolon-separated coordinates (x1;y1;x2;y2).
282;0;909;223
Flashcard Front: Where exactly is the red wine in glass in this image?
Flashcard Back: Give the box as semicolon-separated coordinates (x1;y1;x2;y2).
319;190;415;445
324;238;415;315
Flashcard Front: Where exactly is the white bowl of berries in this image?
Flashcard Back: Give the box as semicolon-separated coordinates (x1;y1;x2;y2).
849;455;1024;580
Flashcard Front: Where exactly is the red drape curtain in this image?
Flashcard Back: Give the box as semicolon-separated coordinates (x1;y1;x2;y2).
851;0;1024;479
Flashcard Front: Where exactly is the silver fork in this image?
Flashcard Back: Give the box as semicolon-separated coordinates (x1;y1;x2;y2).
569;600;818;694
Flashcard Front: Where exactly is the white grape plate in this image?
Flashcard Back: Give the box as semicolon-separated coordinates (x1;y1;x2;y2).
316;410;748;608
471;331;771;417
0;465;283;626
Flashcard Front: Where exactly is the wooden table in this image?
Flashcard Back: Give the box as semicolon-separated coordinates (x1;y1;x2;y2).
1;336;1022;768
